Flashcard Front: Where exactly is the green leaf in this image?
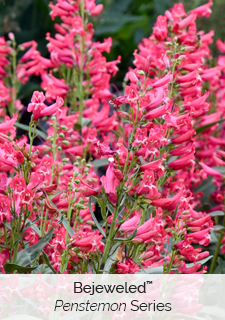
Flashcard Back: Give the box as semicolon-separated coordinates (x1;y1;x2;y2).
12;232;28;249
108;0;133;12
153;0;170;14
50;189;66;200
59;213;74;237
196;119;225;134
214;257;225;274
4;222;11;230
89;197;106;237
81;117;91;127
16;228;54;267
213;225;225;232
14;122;47;140
193;177;217;205
42;251;57;274
114;229;137;241
95;14;142;36
186;255;213;268
135;266;164;274
103;242;121;274
208;211;225;217
91;158;109;169
119;195;126;210
107;202;115;215
4;263;38;274
212;166;225;174
23;216;41;236
33;264;54;274
17;81;40;100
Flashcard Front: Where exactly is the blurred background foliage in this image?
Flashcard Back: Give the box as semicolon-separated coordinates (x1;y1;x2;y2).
0;0;225;90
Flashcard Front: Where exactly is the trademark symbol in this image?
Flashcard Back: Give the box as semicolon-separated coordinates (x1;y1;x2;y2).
146;281;153;285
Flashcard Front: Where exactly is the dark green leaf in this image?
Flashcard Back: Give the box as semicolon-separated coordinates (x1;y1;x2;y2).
196;119;225;134
42;251;57;274
12;232;28;249
114;229;137;241
4;263;38;274
89;197;106;237
14;122;47;140
16;228;54;267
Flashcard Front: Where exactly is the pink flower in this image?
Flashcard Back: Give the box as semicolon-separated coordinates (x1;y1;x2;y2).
40;96;64;117
173;13;197;33
116;258;140;274
145;87;164;111
145;99;171;119
153;15;168;41
151;72;173;88
27;91;46;120
138;170;160;198
191;0;213;18
200;161;223;179
168;151;195;170
100;158;119;194
149;190;183;209
120;212;140;233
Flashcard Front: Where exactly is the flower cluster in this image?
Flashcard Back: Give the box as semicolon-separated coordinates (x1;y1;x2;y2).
0;0;224;279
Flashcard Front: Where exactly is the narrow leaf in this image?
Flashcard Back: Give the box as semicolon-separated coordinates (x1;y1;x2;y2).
103;242;121;274
59;213;74;237
114;229;137;241
91;158;109;169
50;189;66;200
208;211;225;217
213;225;225;232
89;197;106;237
4;263;38;274
42;251;57;274
16;228;54;267
14;122;47;140
196;119;225;134
23;216;41;236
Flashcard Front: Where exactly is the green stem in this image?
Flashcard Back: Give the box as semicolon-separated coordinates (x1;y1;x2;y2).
101;194;122;268
209;215;225;274
12;214;22;264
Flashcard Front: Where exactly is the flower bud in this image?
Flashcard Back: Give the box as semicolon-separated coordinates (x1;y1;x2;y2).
62;140;70;145
61;125;68;131
137;70;145;75
75;204;86;210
